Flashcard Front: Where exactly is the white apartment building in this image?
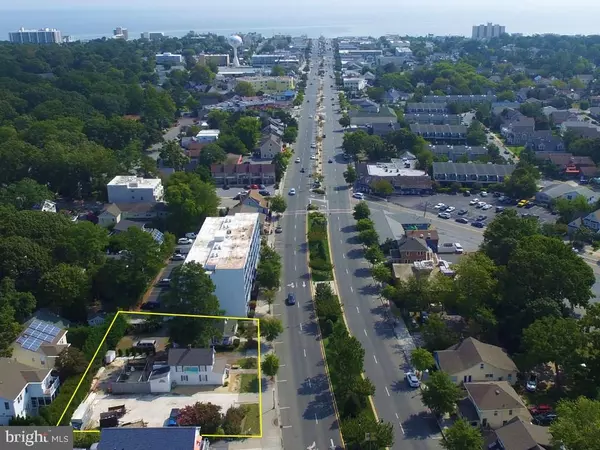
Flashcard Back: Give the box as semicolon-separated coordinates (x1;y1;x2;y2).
472;23;506;40
113;26;128;40
141;31;165;40
343;77;368;92
155;52;184;65
9;28;62;44
184;213;261;317
195;129;220;143
107;176;164;204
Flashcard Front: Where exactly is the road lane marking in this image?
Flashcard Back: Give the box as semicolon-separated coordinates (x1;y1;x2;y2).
279;364;286;367
295;265;297;271
342;254;345;259
274;341;284;345
345;268;348;274
356;306;360;313
350;286;353;292
315;414;319;424
294;250;296;255
399;423;405;434
385;386;390;397
282;425;292;429
395;413;399;419
280;406;290;410
340;239;342;244
373;355;378;364
304;349;307;357
297;299;300;308
277;380;288;382
363;329;367;336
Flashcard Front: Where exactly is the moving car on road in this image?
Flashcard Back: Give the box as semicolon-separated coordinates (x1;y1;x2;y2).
295;157;301;163
405;371;420;388
288;188;296;195
328;159;333;163
352;192;365;200
171;253;185;261
157;278;171;287
287;293;296;305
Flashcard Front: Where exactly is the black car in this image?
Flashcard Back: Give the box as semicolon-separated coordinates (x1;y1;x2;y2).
525;202;535;209
287;293;296;305
300;167;305;173
455;217;469;224
258;190;271;196
457;209;468;215
328;159;333;163
476;215;488;222
463;191;471;197
495;206;505;213
533;413;558;426
471;221;485;228
493;191;502;198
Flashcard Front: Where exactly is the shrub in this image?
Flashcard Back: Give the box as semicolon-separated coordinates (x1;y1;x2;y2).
313;188;326;194
116;349;123;357
309;258;334;272
249;301;257;310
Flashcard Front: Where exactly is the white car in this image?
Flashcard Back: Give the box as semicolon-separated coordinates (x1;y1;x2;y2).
288;188;296;195
438;212;451;219
480;191;488;197
177;238;192;245
445;206;456;213
482;204;493;210
309;115;313;118
353;192;365;200
295;157;301;163
405;371;420;388
469;198;480;205
171;253;185;261
311;143;317;148
454;243;464;254
434;203;446;209
310;155;317;160
476;202;486;208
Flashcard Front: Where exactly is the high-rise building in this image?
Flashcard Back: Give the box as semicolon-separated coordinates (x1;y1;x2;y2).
140;32;165;40
113;26;128;40
471;23;506;40
9;27;62;44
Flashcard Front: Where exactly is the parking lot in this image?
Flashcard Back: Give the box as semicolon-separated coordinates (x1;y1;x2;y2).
391;192;556;226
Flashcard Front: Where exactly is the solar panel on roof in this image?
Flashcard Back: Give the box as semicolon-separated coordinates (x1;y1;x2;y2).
24;338;42;351
16;335;26;344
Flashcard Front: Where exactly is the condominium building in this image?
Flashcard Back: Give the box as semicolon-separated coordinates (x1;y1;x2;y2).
185;213;261;317
235;76;295;93
9;28;62;44
107;176;164;204
198;53;230;66
251;54;299;67
140;32;165;40
155;52;184;65
471;23;506;40
343;77;367;92
113;26;128;40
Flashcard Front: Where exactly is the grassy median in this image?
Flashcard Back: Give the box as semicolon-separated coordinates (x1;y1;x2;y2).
307;212;334;281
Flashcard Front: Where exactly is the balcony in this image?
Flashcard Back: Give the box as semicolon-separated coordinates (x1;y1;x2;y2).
43;376;60;395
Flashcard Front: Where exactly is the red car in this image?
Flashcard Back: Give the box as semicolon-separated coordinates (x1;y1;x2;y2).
250;184;259;190
529;404;553;415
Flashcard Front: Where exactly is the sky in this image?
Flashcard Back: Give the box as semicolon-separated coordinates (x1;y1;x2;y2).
1;1;600;37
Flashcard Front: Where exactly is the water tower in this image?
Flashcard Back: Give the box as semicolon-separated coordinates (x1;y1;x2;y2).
228;34;243;67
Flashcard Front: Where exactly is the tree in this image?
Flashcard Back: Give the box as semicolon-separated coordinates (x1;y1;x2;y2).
0;178;54;210
222;406;244;435
422;314;458;352
503;162;539;199
264;288;276;313
189;64;216;84
355;218;375;232
282;126;298;144
0;278;36;322
339;114;351;128
372;263;392;285
371;179;394;196
270;65;285;76
163;262;223;347
411;348;435;372
261;353;280;379
341;411;395;449
353;201;370;220
234;81;256;97
342;130;369;157
159;140;189;170
233;116;261;151
216;133;247;155
550;397;600;450
55;347;88;380
364;245;385;265
260;317;284;342
177;402;223;432
256;244;282;290
164;172;220;236
39;264;90;321
197;143;226;167
358;228;379;247
343;164;357;184
422;371;461;416
553;196;594;224
481;209;540;265
522;317;585;386
466;120;487;146
442;419;484;450
0;303;21;357
269;195;287;215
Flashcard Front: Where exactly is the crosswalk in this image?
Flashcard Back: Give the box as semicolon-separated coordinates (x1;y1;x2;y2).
283;209;353;216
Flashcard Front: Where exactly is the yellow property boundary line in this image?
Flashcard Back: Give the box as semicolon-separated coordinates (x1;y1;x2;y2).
305;213;346;448
59;310;263;439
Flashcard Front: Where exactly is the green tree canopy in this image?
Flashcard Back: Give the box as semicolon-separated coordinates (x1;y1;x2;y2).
422;371;461;416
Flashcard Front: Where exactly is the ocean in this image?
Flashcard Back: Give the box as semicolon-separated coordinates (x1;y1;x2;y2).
1;5;600;41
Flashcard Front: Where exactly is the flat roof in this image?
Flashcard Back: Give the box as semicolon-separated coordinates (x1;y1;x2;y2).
433;162;516;177
108;176;161;188
185;213;259;271
367;160;426;177
196;129;220;137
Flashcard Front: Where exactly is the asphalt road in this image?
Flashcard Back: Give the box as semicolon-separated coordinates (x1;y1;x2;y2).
319;44;443;450
273;50;342;450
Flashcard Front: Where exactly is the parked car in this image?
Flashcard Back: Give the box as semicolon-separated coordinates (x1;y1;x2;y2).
476;202;486;208
457;209;468;215
482;204;493;210
445;206;456;212
259;190;271;196
259;184;266;190
526;373;538;392
469;199;479;205
328;159;333;163
287;293;296;305
493;192;502;198
438;212;451;219
533;413;557;426
141;300;160;310
171;253;185;261
275;225;283;234
455;217;469;224
157;278;171;287
310;155;317;160
295;157;301;163
480;191;488;197
405;371;420;388
434;203;446;209
525;202;535;209
471;221;485;228
177;238;192;245
476;215;488;222
311;143;317;148
495;206;505;213
288;188;296;195
529;404;553;415
352;192;365;200
250;184;259;190
454;243;464;254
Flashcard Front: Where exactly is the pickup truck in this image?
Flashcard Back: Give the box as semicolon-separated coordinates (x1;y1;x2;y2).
438;243;461;254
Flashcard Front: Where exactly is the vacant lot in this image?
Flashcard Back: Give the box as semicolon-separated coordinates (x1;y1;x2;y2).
240;403;260;435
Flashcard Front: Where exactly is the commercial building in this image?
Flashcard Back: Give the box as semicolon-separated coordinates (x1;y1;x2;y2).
210;163;276;187
184;213;261;317
9;28;62;44
107;176;164;204
432;162;516;184
155;52;184;65
140;32;164;40
198;53;230;66
113;26;128;40
235;76;295;94
343;77;367;92
355;160;433;196
251;54;299;67
471;23;506;40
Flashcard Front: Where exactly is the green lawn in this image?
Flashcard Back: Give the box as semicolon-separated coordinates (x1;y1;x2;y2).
239;374;259;393
236;357;257;369
241;403;260;435
508;145;525;156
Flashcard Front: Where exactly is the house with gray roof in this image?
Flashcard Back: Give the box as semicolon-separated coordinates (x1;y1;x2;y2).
433;162;516;184
168;347;228;386
462;381;531;429
0;359;61;425
409;124;467;143
434;337;518;385
348;105;397;127
405;113;461;125
560;120;600;139
428;144;488;161
422;94;496;104
98;427;210;450
488;417;552;450
535;183;597;205
524;135;565;153
405;102;447;114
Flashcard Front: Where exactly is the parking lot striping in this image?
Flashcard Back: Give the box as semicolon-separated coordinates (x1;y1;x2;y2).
282;425;293;429
342;254;346;259
315;414;319;425
399;423;405;434
345;268;349;274
363;329;368;336
385;386;390;397
304;349;307;357
373;355;378;364
280;406;290;410
350;286;353;292
356;306;360;313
